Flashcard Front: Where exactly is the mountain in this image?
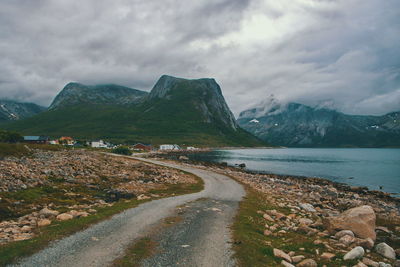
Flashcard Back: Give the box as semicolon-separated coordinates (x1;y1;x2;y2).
237;98;400;147
49;83;148;109
6;76;264;147
0;100;46;123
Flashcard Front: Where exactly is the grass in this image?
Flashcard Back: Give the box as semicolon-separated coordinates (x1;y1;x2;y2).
0;143;31;158
112;215;184;266
0;143;67;158
112;238;157;267
0;171;204;266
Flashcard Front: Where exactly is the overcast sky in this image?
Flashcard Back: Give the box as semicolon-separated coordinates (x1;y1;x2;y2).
0;0;399;116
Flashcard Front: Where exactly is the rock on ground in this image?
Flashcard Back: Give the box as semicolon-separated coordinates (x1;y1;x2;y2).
375;242;396;260
323;205;376;240
343;246;365;260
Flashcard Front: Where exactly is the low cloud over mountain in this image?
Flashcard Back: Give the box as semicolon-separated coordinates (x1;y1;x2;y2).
0;0;399;116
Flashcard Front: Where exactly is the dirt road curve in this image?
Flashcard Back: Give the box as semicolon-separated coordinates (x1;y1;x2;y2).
12;156;245;267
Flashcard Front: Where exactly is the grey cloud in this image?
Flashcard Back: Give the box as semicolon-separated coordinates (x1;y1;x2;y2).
0;0;399;117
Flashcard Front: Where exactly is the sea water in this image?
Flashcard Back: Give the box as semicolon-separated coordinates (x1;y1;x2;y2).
189;148;400;195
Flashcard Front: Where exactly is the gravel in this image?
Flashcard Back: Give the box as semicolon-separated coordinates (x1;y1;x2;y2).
11;157;245;267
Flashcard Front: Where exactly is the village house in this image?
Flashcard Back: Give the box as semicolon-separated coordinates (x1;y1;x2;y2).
132;143;153;151
159;144;181;151
49;139;59;145
23;136;50;144
91;140;108;148
59;136;75;146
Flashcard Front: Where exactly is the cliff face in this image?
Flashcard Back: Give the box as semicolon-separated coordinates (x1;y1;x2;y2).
238;100;400;147
49;83;148;110
147;75;238;130
0;100;45;122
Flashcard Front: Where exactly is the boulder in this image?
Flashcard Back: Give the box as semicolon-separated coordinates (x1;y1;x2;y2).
339;234;355;246
343;246;364;260
263;229;272;236
21;225;32;232
281;260;295;267
299;218;313;225
37;219;51;227
273;248;292;263
291;255;305;263
321;252;336;260
299;203;316;212
362;258;379;267
39;207;59;217
56;213;73;221
297;259;317;267
335;230;355;239
323;205;376;240
375;243;396;260
356;238;374;250
263;214;274;222
378;263;392;267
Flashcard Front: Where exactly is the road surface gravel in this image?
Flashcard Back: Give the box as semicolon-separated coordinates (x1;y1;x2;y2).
11;156;245;267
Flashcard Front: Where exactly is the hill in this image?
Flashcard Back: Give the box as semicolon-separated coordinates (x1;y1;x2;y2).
0;100;45;123
49;83;148;109
6;76;265;147
237;97;400;147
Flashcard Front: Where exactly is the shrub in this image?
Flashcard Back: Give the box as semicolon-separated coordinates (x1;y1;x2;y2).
111;146;132;156
0;129;23;143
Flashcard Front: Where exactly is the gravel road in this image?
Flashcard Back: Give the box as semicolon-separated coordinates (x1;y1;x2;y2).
11;156;245;267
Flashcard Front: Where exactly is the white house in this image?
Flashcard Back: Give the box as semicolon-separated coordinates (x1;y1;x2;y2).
159;144;181;150
91;140;108;148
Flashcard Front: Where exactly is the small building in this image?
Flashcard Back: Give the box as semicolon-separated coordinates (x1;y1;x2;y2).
23;136;50;144
159;144;181;151
59;136;75;146
187;146;197;150
91;140;108;148
49;140;59;145
132;143;153;151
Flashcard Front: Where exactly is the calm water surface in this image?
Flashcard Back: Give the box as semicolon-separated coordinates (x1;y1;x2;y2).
189;148;400;195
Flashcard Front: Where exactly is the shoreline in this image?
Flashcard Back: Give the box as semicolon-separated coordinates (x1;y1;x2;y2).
146;150;400;203
145;151;400;265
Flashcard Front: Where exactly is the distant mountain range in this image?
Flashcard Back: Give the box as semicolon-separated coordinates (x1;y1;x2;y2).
3;79;399;147
237;97;400;147
0;100;45;123
4;75;264;147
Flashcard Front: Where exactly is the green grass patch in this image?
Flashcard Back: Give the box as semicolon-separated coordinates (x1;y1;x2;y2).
0;143;31;158
112;237;157;267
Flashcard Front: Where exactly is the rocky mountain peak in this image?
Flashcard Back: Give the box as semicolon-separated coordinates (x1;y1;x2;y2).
0;100;45;122
148;75;237;130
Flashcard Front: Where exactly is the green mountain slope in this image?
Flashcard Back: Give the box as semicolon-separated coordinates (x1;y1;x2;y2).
6;76;265;147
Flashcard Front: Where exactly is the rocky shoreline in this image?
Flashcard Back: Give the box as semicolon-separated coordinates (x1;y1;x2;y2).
148;151;400;266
